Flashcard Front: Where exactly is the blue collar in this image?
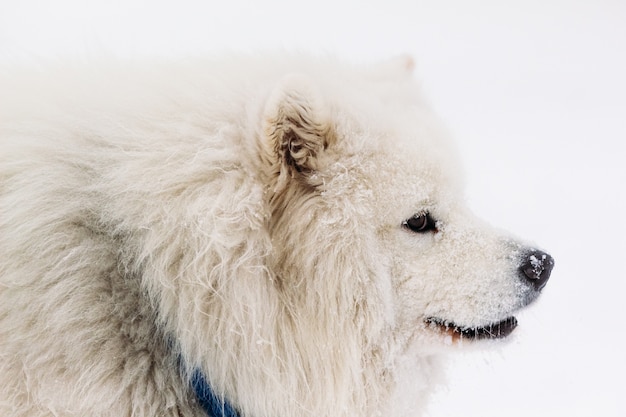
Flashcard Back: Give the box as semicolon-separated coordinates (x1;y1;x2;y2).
191;369;240;417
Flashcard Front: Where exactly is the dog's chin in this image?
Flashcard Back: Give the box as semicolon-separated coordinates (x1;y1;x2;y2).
425;316;518;341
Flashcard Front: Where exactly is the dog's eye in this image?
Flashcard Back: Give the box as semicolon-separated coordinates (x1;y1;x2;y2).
402;212;437;233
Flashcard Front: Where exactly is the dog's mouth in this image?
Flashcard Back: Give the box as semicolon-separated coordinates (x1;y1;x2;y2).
425;316;518;340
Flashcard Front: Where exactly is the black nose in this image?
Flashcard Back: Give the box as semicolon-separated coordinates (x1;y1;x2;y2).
519;250;554;291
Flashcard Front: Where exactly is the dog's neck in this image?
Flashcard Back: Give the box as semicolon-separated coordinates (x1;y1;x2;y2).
192;370;240;417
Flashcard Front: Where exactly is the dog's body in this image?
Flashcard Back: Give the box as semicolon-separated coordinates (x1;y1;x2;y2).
0;56;552;417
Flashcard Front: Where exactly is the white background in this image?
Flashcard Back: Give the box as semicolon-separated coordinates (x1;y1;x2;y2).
1;1;624;416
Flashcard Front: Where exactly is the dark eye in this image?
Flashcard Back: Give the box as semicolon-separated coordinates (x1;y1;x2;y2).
402;212;438;233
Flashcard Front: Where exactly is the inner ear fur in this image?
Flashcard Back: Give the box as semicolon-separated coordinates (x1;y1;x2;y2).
262;75;335;191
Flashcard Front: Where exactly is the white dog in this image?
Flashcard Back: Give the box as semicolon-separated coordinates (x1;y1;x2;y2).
0;55;553;417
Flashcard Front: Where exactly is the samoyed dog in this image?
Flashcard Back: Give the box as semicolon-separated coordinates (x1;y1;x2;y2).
0;55;553;417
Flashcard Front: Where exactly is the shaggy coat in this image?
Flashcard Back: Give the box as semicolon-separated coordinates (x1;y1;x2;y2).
0;56;551;417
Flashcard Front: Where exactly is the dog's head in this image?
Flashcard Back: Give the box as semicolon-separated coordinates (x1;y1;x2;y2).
260;62;554;353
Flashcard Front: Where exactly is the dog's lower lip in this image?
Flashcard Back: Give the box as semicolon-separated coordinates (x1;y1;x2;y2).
425;316;518;340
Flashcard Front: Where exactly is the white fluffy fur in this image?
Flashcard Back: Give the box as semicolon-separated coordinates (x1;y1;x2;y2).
1;55;543;417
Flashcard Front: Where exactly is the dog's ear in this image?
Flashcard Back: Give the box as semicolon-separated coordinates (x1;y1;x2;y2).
262;75;335;191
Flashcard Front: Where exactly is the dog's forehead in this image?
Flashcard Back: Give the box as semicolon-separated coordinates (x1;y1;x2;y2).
320;79;464;216
374;132;461;186
369;154;452;213
318;146;460;225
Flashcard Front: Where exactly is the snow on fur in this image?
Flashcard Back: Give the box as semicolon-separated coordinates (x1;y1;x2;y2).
0;55;550;417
